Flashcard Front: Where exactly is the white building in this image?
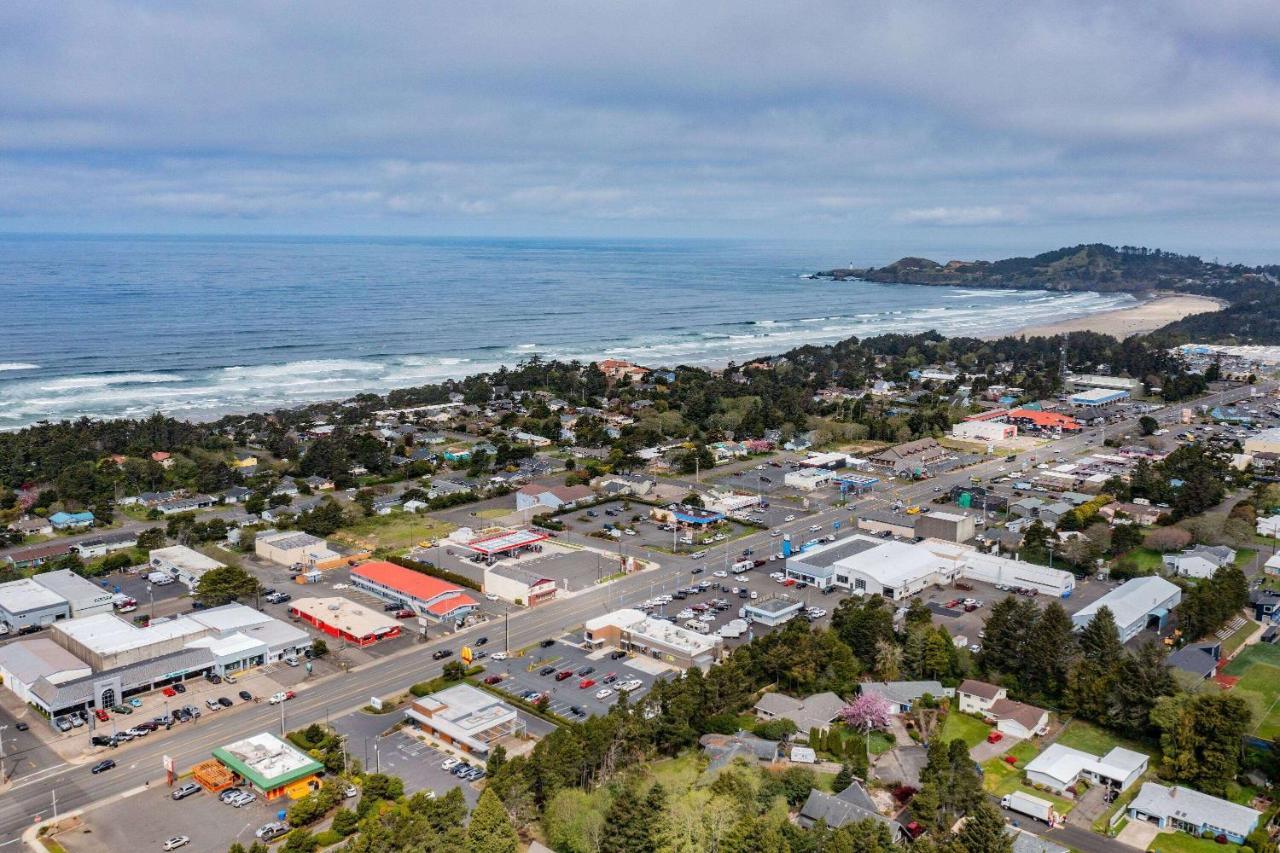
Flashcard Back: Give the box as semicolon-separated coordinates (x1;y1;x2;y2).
1024;743;1148;794
925;542;1076;598
405;683;524;757
1071;576;1181;642
951;420;1017;442
1257;515;1280;538
784;469;836;491
149;545;225;590
584;608;723;670
1245;428;1280;456
30;569;115;618
784;535;956;599
482;562;557;607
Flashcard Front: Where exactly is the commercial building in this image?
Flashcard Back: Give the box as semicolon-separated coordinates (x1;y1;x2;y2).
482;563;557;607
583;608;723;669
1127;782;1261;845
350;560;478;624
784;469;836;491
1006;409;1082;433
404;683;525;757
1244;427;1280;456
254;530;368;571
1069;388;1129;408
148;545;225;590
30;569;115;618
914;511;976;544
652;503;726;527
0;638;92;705
924;542;1076;598
1071;576;1181;642
1024;743;1147;794
951;420;1017;442
741;596;804;627
785;535;957;599
1;604;310;721
463;528;550;560
211;733;324;800
868;438;948;476
0;577;73;632
855;510;917;539
70;531;139;559
1067;374;1141;393
289;597;401;647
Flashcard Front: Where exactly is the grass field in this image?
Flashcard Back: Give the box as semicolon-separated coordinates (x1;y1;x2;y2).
937;712;992;749
1146;832;1246;852
1222;643;1280;738
1055;719;1154;760
1118;547;1166;575
868;732;896;755
341;513;456;551
1220;618;1261;657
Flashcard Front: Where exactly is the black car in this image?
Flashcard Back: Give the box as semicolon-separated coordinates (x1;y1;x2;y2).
432;649;453;660
609;650;627;660
238;690;253;702
173;683;186;693
576;666;594;677
91;735;114;747
91;759;117;774
217;697;234;708
539;639;555;648
538;666;556;676
14;722;29;732
383;602;401;612
691;567;703;575
474;637;488;646
568;705;586;716
206;673;222;685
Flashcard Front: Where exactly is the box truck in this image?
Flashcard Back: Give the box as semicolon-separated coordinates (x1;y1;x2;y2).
1001;792;1056;825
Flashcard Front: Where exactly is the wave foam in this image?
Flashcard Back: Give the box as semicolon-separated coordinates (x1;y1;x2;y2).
0;363;38;372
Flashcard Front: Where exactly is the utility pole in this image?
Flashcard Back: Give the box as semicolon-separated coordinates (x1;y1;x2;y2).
504;610;510;653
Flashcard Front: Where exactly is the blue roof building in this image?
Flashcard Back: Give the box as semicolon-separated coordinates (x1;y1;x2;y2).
49;511;95;530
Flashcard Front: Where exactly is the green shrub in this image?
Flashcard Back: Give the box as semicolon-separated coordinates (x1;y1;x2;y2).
312;830;342;847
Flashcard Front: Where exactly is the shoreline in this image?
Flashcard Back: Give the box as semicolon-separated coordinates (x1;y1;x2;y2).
995;292;1225;340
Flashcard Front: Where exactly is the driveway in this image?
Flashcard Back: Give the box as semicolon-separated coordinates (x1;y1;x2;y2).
1114;818;1161;850
970;733;1021;764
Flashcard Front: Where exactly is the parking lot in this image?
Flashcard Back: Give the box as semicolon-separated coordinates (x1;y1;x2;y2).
485;639;675;719
434;540;615;593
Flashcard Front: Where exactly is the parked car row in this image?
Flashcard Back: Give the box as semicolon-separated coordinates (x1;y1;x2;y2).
440;757;487;782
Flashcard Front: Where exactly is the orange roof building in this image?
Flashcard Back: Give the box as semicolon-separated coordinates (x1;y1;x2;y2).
350;560;479;624
1006;409;1082;432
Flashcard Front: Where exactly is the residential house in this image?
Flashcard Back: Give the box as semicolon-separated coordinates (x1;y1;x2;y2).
49;511;95;531
1257;514;1280;538
514;484;594;512
698;731;780;772
1010;497;1046;519
1167;641;1221;681
1249;588;1280;622
150;451;175;468
1127;782;1261;845
221;486;252;505
752;691;847;734
1099;501;1163;526
302;475;335;491
1024;744;1148;794
956;680;1048;738
1037;501;1074;527
1162;545;1236;579
9;516;52;537
860;680;951;714
797;782;906;841
956;679;1004;714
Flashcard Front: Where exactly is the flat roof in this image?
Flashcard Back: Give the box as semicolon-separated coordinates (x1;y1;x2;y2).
749;597;803;615
258;531;326;550
789;536;880;569
54;612;208;656
149;545;225;572
1071;388;1129;403
290;597;400;638
213;733;323;791
466;528;550;555
585;608;722;656
33;569;113;603
0;577;68;615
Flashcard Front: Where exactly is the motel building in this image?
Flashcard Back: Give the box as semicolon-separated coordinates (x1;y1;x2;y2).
288;597;402;647
193;732;324;800
350;560;479;625
404;683;525;757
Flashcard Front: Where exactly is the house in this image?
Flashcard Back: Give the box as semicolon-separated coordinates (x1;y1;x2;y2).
1127;782;1261;845
427;479;473;500
220;486;252;505
9;516;53;537
956;679;1005;714
1257;514;1280;538
797;782;906;841
515;483;594;512
49;511;95;531
154;495;216;515
1009;497;1046;519
1037;501;1074;527
1162;545;1236;579
150;451;174;468
1023;743;1148;794
699;731;780;772
752;691;847;733
867;438;948;476
986;698;1049;739
1099;501;1163;526
1;542;71;571
302;475;334;491
70;531;139;559
272;478;299;497
1167;641;1221;681
1250;588;1280;622
512;431;552;448
860;680;951;714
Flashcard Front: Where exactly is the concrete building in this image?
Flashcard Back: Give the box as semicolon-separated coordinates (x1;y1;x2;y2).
583;608;723;669
1071;576;1181;642
785;535;956;600
1127;782;1261;845
31;569;114;618
742;596;804;627
0;638;91;705
1067;374;1141;393
1070;388;1129;408
0;578;71;632
926;543;1076;598
855;509;917;539
651;503;726;528
211;733;324;800
254;530;360;571
482;563;556;607
951;420;1017;442
915;511;976;543
404;683;525;757
148;545;225;590
1024;744;1147;794
784;469;836;491
289;597;401;647
350;560;478;624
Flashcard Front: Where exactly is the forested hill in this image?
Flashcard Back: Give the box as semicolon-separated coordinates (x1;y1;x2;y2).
817;243;1278;299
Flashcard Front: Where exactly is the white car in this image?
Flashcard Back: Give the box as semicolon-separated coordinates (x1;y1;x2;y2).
163;837;191;851
784;514;796;522
618;679;643;692
712;570;728;578
268;691;288;704
691;551;706;560
808;524;821;532
750;590;759;600
769;530;781;538
594;688;614;700
485;592;499;601
677;609;695;620
284;656;300;667
490;651;508;661
624;529;637;536
441;757;460;770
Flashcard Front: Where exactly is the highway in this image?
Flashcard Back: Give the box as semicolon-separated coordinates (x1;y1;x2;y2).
0;380;1267;845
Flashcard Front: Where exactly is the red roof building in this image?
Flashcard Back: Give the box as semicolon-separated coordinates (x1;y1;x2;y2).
1006;409;1082;432
350;560;479;624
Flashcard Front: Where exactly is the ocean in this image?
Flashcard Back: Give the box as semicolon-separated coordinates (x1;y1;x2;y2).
0;235;1135;428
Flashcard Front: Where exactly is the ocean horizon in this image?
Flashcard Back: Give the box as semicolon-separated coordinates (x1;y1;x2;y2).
0;234;1136;428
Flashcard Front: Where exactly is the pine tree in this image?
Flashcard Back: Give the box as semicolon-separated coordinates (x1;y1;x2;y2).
643;782;669;852
833;763;855;792
1070;607;1125;721
956;802;1014;853
1106;642;1177;737
600;784;651;853
1024;601;1075;699
466;789;518;853
1078;607;1123;665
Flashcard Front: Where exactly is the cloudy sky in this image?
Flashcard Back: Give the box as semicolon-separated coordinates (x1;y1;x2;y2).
2;1;1278;259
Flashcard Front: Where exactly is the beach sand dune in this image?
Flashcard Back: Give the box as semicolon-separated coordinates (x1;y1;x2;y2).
998;293;1223;340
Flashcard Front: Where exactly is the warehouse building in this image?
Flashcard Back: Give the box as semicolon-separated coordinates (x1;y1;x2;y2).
0;577;73;632
924;541;1075;598
951;420;1017;442
30;569;115;618
741;596;804;627
785;535;957;599
254;530;366;571
583;608;723;670
350;560;479;624
784;469;836;491
1245;427;1280;456
1071;576;1181;642
914;511;976;544
1070;388;1129;408
148;545;225;590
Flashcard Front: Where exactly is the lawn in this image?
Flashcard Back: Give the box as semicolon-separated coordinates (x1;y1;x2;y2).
937;712;992;749
1220;618;1261;658
1055;719;1154;760
340;513;455;552
1222;643;1280;738
979;756;1075;815
647;752;705;794
1146;832;1246;853
1118;547;1166;574
868;732;896;756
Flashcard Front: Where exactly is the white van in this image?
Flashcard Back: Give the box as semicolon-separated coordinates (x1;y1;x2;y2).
147;571;175;586
684;619;711;634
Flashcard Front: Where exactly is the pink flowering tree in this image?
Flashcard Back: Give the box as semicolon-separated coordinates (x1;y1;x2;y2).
839;691;893;732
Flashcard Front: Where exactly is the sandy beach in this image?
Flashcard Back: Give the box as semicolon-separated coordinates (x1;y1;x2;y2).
998;293;1224;339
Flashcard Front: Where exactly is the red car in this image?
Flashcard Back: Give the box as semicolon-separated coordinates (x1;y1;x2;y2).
483;675;503;685
162;686;177;697
555;670;573;681
986;731;1003;744
394;609;414;619
284;690;296;701
94;708;110;723
578;678;596;689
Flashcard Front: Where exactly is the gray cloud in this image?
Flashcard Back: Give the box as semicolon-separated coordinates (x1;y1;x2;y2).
0;1;1277;254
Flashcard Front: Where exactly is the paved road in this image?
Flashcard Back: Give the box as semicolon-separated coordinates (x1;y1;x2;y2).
0;381;1267;845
